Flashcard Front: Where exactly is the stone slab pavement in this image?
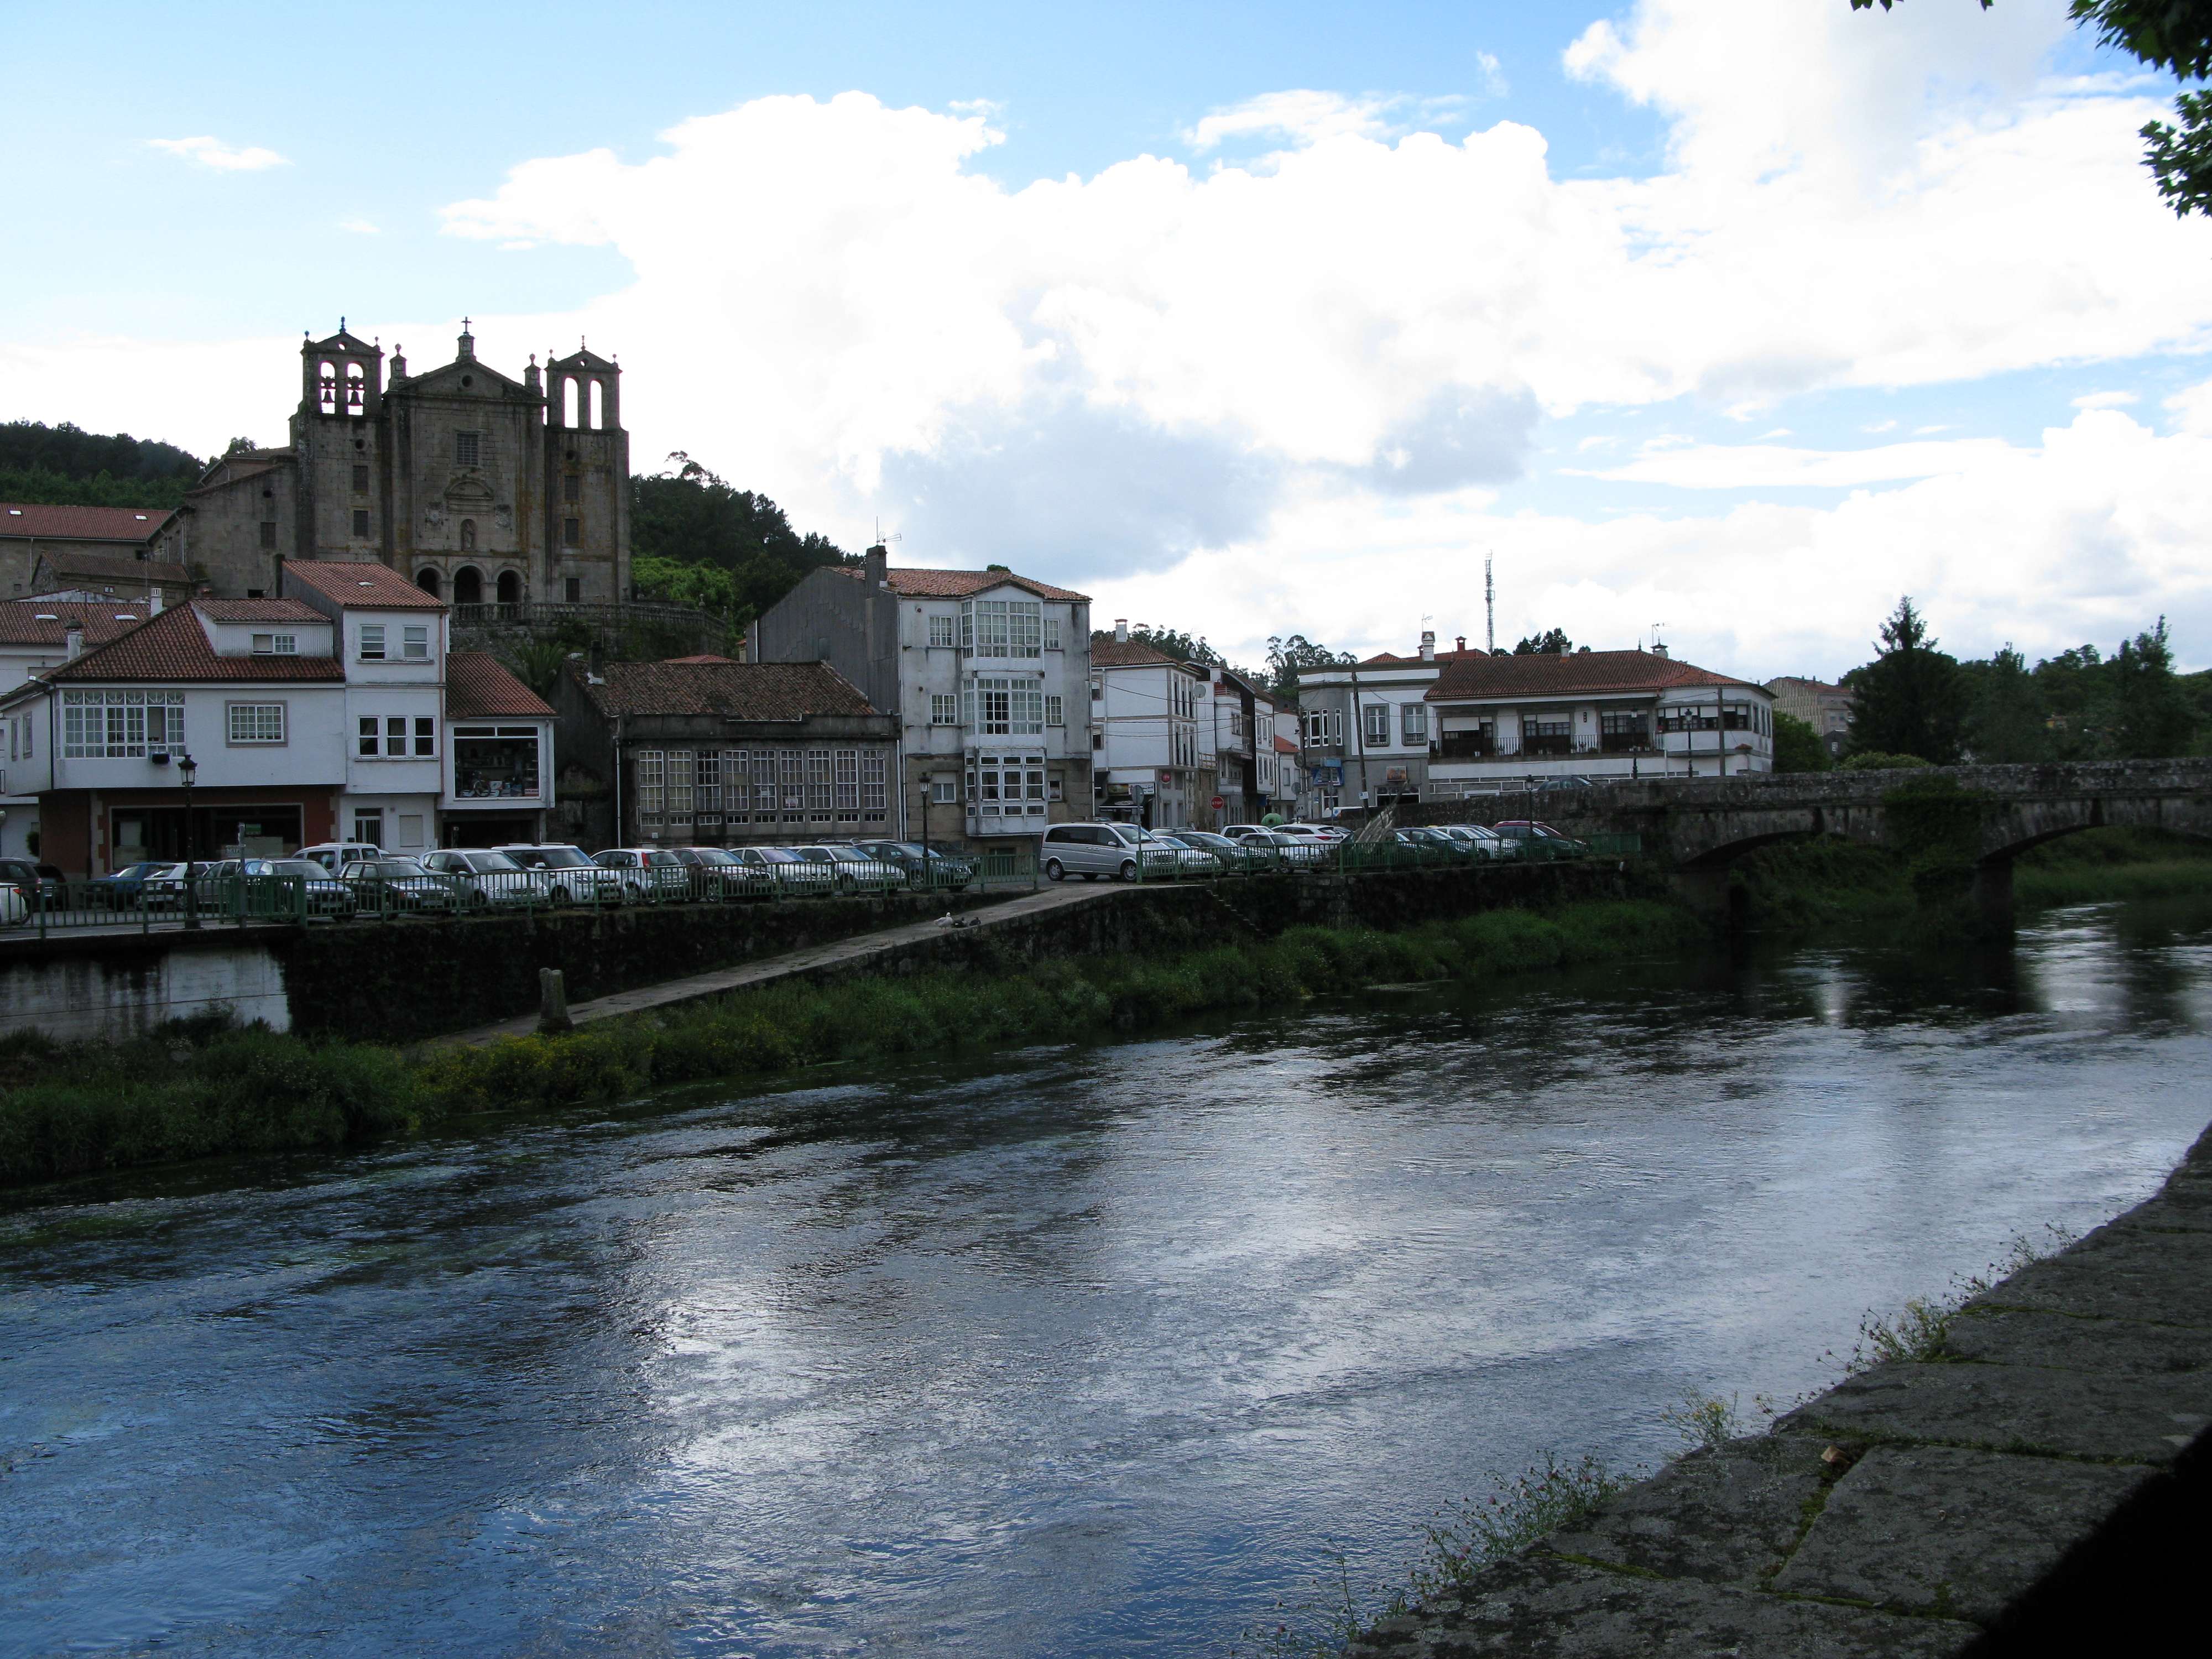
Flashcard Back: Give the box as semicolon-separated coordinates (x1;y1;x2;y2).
427;879;1129;1048
1351;1123;2212;1657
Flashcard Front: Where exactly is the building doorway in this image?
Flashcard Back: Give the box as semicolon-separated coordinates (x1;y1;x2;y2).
495;569;523;604
453;567;483;604
415;567;442;598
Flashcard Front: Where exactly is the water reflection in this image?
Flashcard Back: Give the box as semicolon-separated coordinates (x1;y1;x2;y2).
4;900;2211;1657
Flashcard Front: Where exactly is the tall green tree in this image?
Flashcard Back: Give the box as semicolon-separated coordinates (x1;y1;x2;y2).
628;453;851;623
2109;616;2195;757
1773;711;1833;773
1960;644;2048;762
1853;0;2212;216
1513;628;1572;655
1265;633;1338;697
1845;597;1967;764
0;419;205;509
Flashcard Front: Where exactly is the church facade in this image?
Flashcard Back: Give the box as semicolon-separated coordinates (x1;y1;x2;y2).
174;321;630;604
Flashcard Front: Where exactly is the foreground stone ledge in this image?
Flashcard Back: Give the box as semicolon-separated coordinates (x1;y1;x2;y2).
1348;1125;2212;1656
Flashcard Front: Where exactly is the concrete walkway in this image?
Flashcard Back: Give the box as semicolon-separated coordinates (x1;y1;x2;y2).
1349;1124;2212;1656
431;879;1128;1048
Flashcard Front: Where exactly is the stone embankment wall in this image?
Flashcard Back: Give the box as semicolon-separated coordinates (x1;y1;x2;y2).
1350;1125;2212;1657
0;938;293;1044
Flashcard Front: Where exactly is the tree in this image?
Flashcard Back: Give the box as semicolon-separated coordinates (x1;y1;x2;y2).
1513;628;1572;655
1773;711;1833;773
1960;644;2048;763
1265;633;1338;696
0;419;205;509
1854;0;2212;217
1125;624;1223;666
2109;616;2195;757
1844;597;1966;764
628;453;850;623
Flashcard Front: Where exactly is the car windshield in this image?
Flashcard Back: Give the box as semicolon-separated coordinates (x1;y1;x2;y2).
371;859;429;878
760;848;806;864
467;852;524;872
690;848;739;865
868;843;920;859
268;860;324;878
792;848;836;862
531;848;595;868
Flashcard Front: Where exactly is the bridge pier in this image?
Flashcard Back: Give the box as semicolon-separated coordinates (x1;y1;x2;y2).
1670;867;1744;931
1973;858;2015;934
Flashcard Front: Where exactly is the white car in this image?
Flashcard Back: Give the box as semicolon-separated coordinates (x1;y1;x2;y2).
790;844;909;894
0;883;26;927
593;847;693;900
493;843;629;904
298;841;387;872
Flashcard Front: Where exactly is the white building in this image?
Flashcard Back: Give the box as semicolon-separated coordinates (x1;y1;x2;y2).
1090;627;1204;826
750;546;1095;849
1425;646;1775;794
0;559;552;873
1;598;153;859
1295;631;1482;813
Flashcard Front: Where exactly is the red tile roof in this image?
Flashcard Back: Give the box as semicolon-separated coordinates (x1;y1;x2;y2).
196;598;325;624
0;599;152;649
1355;646;1489;670
1090;634;1186;669
32;551;193;588
39;602;345;684
0;503;176;541
447;651;554;719
842;565;1089;603
281;559;447;609
570;659;878;720
1273;734;1300;754
661;653;738;665
1425;649;1755;702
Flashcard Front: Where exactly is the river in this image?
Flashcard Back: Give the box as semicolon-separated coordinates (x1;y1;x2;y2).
6;899;2211;1657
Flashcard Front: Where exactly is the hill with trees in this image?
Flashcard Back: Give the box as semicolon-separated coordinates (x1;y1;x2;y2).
0;420;206;508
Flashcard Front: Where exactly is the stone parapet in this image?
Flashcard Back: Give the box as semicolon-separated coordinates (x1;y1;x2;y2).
1348;1124;2212;1657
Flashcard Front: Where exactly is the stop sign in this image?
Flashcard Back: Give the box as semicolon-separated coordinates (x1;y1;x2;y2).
1211;795;1226;811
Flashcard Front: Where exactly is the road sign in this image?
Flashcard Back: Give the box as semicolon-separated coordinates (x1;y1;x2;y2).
1211;795;1225;811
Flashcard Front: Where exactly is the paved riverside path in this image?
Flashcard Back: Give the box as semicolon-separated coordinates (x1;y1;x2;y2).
1349;1125;2212;1657
430;880;1129;1048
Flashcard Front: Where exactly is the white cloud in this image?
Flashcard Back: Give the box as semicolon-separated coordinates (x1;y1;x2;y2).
1578;434;2019;489
13;0;2210;680
148;135;288;172
338;217;379;235
2072;389;2137;409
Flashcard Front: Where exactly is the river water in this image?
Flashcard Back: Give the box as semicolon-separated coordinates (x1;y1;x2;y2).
6;900;2212;1657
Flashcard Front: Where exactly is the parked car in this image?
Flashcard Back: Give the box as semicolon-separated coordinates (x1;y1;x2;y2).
1384;828;1458;866
1246;829;1329;868
1537;776;1598;791
1039;822;1182;882
298;842;387;873
494;843;630;904
727;844;837;898
1279;822;1348;843
258;857;361;917
0;857;65;909
854;841;978;890
0;883;26;927
790;843;909;894
593;847;694;900
666;846;769;900
84;860;173;910
136;862;196;911
1401;825;1481;861
1434;823;1518;860
1491;820;1590;859
339;857;466;914
421;848;546;908
1162;828;1266;874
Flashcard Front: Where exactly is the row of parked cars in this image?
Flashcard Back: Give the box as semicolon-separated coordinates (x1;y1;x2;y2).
1035;817;1588;881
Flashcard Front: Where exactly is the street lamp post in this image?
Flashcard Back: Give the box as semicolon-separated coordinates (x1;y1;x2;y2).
178;750;200;931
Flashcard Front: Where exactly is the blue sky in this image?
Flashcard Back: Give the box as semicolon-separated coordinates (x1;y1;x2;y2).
4;1;2208;676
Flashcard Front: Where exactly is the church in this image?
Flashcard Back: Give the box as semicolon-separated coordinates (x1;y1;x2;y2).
173;321;630;603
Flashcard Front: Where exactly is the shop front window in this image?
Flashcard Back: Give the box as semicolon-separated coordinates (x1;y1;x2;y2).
453;727;542;798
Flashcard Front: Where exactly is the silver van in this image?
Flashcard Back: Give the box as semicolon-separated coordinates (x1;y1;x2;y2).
1040;822;1180;882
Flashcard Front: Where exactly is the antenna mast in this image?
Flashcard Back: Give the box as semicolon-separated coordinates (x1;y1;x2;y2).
1484;551;1495;654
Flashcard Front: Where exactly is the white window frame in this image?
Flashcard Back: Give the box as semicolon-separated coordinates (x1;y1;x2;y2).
358;624;386;661
1044;616;1062;651
455;430;482;467
1362;701;1392;747
1401;701;1429;743
226;702;286;745
931;775;958;804
931;694;958;726
927;613;957;649
668;749;695;819
61;689;184;759
637;749;665;818
1045;693;1064;728
400;624;430;662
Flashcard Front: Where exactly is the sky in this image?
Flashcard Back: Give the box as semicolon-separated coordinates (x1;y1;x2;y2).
4;0;2210;679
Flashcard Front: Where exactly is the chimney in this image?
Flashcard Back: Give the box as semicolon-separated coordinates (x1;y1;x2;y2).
864;542;889;590
1420;630;1436;662
64;622;84;661
1651;641;1669;659
1114;618;1129;643
1455;635;1466;653
148;585;164;617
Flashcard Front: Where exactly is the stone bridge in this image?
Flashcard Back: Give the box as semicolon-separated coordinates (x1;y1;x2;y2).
1415;759;2212;922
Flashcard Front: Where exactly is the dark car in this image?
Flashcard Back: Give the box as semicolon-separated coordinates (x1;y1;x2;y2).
84;860;172;909
0;857;66;908
1490;820;1589;859
854;841;978;890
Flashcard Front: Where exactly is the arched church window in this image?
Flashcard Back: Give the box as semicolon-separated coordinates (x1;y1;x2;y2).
345;362;366;415
588;379;603;430
453;566;483;604
416;567;442;598
497;570;522;605
562;378;579;429
460;518;477;551
317;361;337;416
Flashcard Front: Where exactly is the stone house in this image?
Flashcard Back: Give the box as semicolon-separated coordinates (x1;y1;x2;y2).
1;502;184;599
554;658;897;851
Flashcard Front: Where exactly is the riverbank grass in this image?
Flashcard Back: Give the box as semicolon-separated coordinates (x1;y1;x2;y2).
2;900;1700;1190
